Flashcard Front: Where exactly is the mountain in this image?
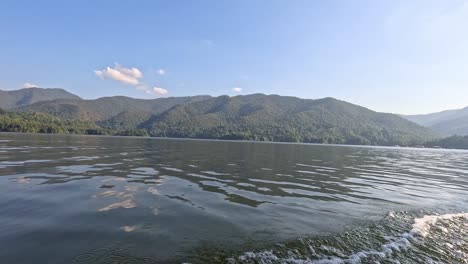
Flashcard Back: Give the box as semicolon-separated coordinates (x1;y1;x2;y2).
403;107;468;136
2;88;437;146
0;88;81;109
97;110;152;131
425;135;468;150
140;94;434;145
16;95;211;121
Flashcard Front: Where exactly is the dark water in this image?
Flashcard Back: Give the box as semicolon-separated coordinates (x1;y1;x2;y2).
0;133;467;264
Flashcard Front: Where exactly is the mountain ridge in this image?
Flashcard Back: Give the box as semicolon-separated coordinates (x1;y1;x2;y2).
402;107;468;136
16;95;212;121
0;88;82;109
137;95;433;145
0;88;437;146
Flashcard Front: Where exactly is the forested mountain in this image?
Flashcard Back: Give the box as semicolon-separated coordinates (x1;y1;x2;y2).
0;109;107;135
0;88;439;146
16;95;211;120
0;88;81;109
403;107;468;136
97;110;152;131
140;94;434;145
425;135;468;150
403;109;460;126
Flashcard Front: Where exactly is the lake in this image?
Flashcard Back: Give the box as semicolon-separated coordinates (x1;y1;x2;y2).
0;133;467;263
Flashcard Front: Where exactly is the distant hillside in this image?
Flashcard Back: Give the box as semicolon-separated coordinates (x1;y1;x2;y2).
403;107;468;136
2;88;438;146
430;115;468;136
97;110;152;131
425;135;468;150
0;109;106;135
0;88;81;109
140;94;434;145
16;95;211;121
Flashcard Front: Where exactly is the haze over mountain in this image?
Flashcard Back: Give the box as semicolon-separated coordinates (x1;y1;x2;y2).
0;88;436;146
403;107;468;136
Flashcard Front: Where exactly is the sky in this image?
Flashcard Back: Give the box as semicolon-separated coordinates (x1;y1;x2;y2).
1;0;467;115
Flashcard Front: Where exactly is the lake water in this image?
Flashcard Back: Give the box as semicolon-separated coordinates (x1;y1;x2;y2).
0;133;467;263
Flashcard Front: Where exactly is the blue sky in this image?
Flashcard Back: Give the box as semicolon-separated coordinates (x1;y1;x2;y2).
1;0;467;114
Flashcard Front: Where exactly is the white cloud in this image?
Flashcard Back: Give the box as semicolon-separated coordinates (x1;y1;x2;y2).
94;64;143;85
232;87;243;93
153;87;169;95
22;83;39;89
135;85;169;96
95;63;169;96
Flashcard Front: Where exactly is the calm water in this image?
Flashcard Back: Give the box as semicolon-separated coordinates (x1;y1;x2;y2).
0;133;467;264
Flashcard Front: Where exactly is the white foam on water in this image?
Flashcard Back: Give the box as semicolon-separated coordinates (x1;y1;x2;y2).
233;212;468;264
410;212;468;237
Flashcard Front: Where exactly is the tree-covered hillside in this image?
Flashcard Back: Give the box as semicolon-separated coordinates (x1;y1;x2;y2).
0;109;109;135
425;135;468;149
403;106;468;136
0;92;444;147
0;88;81;109
16;95;211;121
141;94;435;145
97;110;152;131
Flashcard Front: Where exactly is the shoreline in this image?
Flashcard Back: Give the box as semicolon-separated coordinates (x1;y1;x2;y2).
1;131;465;151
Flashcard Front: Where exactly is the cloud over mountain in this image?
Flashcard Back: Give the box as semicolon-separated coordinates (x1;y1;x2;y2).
95;64;143;86
22;83;39;89
95;64;168;96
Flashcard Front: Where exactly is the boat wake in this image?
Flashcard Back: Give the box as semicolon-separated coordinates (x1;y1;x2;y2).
227;211;468;264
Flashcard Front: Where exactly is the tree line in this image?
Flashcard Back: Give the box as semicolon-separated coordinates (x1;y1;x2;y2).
1;108;467;149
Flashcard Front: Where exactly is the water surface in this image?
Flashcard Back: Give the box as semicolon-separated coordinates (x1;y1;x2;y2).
0;133;467;263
